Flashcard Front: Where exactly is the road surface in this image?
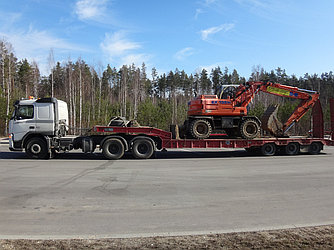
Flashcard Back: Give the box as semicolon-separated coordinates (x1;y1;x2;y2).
0;143;334;239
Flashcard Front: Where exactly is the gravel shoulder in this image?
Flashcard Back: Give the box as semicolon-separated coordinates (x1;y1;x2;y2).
1;225;334;249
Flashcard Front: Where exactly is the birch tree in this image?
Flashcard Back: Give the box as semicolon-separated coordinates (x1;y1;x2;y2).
47;48;55;97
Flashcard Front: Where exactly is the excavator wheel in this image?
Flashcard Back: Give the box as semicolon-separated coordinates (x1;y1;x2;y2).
239;118;260;139
189;119;212;139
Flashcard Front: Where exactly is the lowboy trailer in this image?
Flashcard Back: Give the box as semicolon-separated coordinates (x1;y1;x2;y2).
8;98;334;160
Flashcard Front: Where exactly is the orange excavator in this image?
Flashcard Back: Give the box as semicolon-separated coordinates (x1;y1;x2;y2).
185;81;319;139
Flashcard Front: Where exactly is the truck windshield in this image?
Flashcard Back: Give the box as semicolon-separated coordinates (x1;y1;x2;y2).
14;105;34;120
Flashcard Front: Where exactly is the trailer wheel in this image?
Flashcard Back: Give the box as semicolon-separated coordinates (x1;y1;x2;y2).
308;142;322;155
261;143;276;156
239;118;260;139
25;138;48;159
190;119;212;139
284;142;300;155
132;138;154;159
102;138;125;160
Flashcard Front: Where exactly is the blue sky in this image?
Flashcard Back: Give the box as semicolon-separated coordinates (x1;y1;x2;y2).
1;0;334;78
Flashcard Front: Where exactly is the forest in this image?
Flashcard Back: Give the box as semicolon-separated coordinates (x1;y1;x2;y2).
0;39;333;137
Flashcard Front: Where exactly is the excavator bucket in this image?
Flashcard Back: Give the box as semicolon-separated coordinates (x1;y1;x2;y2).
261;104;283;136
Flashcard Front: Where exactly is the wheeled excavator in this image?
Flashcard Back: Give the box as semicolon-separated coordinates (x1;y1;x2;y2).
185;81;319;139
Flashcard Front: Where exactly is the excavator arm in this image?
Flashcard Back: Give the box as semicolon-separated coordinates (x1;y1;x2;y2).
228;81;319;136
258;82;319;136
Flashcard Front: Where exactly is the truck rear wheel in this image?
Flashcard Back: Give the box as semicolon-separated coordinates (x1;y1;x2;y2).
308;142;322;155
25;138;48;159
132;138;154;159
284;142;300;155
102;138;125;160
190;119;212;139
239;118;260;139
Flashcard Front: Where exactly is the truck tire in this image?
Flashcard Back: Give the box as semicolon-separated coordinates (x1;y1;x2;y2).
132;138;154;159
284;142;300;155
308;142;322;155
25;138;48;159
239;118;260;139
190;119;212;139
102;138;125;160
260;143;276;156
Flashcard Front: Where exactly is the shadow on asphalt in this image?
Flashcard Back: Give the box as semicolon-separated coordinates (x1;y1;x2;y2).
0;149;321;160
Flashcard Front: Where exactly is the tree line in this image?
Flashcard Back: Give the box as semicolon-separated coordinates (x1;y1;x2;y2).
0;39;333;136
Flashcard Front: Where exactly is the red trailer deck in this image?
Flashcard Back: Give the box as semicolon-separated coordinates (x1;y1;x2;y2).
90;99;334;159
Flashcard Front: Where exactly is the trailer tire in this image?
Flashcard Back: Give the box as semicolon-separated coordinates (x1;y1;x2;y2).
261;143;276;156
284;142;300;155
190;119;212;139
308;142;322;155
239;118;260;139
102;138;125;160
25;138;48;159
132;138;154;159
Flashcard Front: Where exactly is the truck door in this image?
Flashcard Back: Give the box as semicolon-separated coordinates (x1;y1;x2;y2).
10;104;35;142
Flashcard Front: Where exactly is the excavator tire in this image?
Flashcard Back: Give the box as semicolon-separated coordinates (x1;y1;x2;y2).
189;119;212;139
239;118;260;139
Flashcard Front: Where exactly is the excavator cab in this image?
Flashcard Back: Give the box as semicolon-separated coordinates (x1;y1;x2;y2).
217;85;238;99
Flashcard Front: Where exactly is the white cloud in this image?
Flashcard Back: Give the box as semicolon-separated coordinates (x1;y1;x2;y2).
0;11;21;28
120;54;152;67
201;23;235;41
174;47;194;61
75;0;108;21
0;25;89;75
195;8;204;19
100;31;141;60
100;31;151;68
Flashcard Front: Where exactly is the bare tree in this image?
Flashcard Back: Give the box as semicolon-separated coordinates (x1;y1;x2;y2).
120;65;128;117
79;61;83;134
133;68;140;118
0;40;6;98
31;61;40;97
98;62;103;120
66;60;74;134
0;40;16;134
47;48;55;97
90;66;96;122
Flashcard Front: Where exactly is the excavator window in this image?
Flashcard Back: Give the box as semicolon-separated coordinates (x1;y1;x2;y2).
218;85;238;99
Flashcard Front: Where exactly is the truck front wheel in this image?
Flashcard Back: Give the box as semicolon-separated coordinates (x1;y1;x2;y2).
25;138;48;159
102;138;125;160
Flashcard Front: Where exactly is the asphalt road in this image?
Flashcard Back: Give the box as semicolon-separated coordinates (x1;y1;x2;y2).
0;143;334;239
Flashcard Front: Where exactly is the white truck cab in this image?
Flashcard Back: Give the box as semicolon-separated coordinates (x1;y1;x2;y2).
9;97;69;158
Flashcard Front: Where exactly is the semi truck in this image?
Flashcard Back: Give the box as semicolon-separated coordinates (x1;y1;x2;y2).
8;97;334;160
